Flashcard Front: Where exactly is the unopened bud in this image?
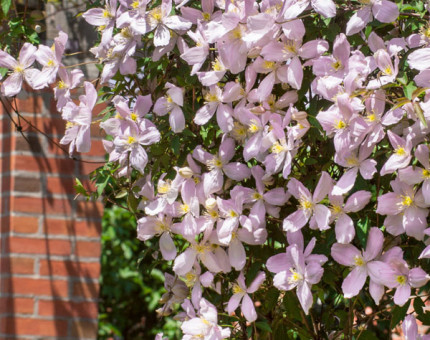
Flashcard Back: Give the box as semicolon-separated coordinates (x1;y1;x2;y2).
250;105;266;114
205;197;217;210
178;166;193;178
35;25;42;33
292;111;308;120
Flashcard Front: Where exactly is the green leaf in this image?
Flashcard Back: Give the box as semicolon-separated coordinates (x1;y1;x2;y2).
255;321;272;332
1;0;11;16
390;303;410;329
404;82;417;100
414;297;425;315
245;261;262;286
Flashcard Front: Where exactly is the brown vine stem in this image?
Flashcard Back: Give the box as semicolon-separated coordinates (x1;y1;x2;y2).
299;308;317;339
2;97;104;165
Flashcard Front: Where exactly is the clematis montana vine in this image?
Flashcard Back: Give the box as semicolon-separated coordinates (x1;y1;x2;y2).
4;0;430;337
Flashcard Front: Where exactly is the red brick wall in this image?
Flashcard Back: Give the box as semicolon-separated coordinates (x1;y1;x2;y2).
0;87;104;339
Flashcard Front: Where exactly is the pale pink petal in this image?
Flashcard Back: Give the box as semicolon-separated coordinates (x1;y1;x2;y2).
331;243;360;266
287;56;303;89
363;227;383;261
372;0;399;23
332;168;358;196
170;106;185;133
159;232;177;260
227;293;243;315
344;190;372;212
247;272;266;294
154;25;171;47
241;294;257;322
359;159;377;179
335;213;355;244
407;48;430;71
223;163;251;181
228;238;246;270
394;284;411;306
173;248;197;275
342;266;367;298
283;209;309;232
369;280;384;305
311;0;336;18
297;282;313;314
266;253;289;273
345;6;372;36
313;171;332;202
313;204;331;230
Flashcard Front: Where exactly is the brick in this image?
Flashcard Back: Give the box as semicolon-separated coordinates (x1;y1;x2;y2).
1;317;68;337
12;155;76;174
0;257;35;275
75;241;101;258
76;200;103;218
38;300;98;318
46;176;76;195
0;297;34;314
13;134;43;153
43;218;101;237
70;320;98;339
3;277;69;297
72;281;99;299
78;160;105;175
19;115;65;137
15;94;44;114
7;237;71;256
11;216;39;234
13;176;41;192
39;260;100;279
11;196;73;215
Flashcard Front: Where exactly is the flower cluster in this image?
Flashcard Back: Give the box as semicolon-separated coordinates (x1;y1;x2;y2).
3;0;430;337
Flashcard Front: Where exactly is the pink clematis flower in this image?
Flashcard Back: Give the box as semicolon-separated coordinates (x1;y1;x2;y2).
227;271;265;322
331;227;384;298
268;244;324;314
399;144;430;204
346;0;399;36
380;131;412;176
368;258;428;306
181;298;230;340
0;43;40;96
146;0;192;47
54;68;84;111
283;172;332;232
60;82;96;155
376;178;429;240
154;82;186;133
329;191;371;244
137;214;176;260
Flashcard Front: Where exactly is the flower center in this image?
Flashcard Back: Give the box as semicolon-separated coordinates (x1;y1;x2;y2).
263;60;275;70
184;272;196;287
396;275;407;285
57;80;67;89
228;210;238;218
130;113;138;121
131;0;140;9
232;283;245;295
206;157;223;170
179;203;190;214
353;255;365;267
127;136;136;144
288;268;303;284
383;66;393;76
422;169;430;179
401;195;413;206
202;12;211;21
395;146;406;156
300;198;313;211
14;64;24;73
332;59;342;71
271;141;285;154
158;181;171;194
252;192;263;200
331;204;343;215
150;7;163;22
334;120;346;130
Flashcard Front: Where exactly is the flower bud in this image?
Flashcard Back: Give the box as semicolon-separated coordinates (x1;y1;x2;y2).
205;197;217;210
178;166;193;178
292;111;308;120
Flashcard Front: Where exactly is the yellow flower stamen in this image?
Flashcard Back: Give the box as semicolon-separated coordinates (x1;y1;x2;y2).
354;255;365;267
127;136;136;144
232;283;245;294
396;275;407;285
401;195;413;207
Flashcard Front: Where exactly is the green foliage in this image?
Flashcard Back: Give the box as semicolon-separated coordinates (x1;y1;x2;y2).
98;206;181;339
